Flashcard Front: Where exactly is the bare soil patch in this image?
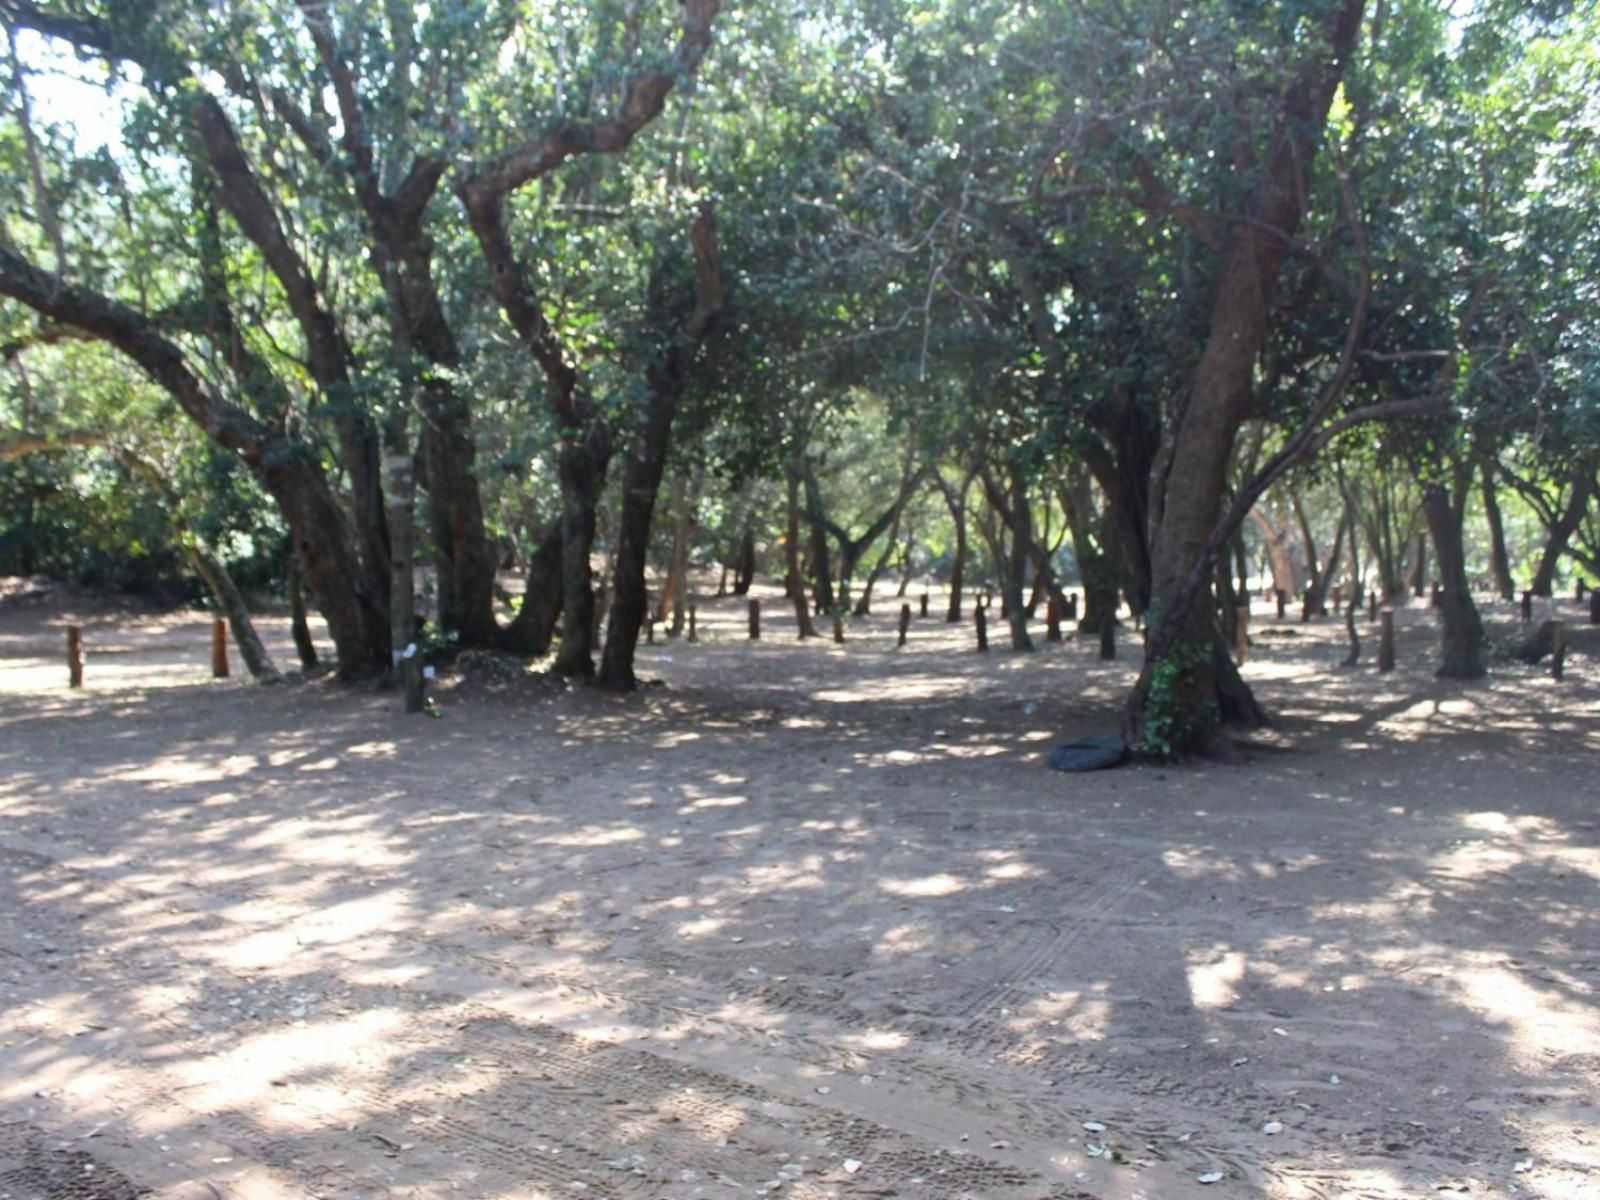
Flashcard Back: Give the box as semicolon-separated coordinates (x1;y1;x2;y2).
2;585;1597;1200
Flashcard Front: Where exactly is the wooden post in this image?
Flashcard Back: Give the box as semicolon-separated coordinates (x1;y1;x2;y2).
832;609;845;644
1378;609;1395;673
210;617;230;679
1046;596;1062;643
974;603;988;652
1368;590;1378;623
688;604;699;643
919;591;929;618
1234;604;1250;666
402;655;425;714
1552;620;1567;681
66;625;83;688
1521;591;1533;623
1276;588;1287;619
748;598;760;640
898;603;911;647
1099;615;1115;660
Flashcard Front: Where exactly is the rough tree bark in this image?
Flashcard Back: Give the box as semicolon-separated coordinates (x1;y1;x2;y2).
599;206;723;690
1125;0;1366;754
1422;475;1486;678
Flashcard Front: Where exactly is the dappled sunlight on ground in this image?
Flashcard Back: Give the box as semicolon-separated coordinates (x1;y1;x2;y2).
1;587;1598;1198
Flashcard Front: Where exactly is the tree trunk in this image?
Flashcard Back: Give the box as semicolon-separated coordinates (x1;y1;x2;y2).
1481;460;1515;601
733;517;756;594
1247;507;1297;596
599;409;675;689
287;552;319;670
784;473;818;638
553;435;609;676
1529;463;1595;597
499;524;564;654
1003;472;1034;651
1124;0;1363;755
1422;481;1485;679
420;379;497;645
852;512;901;616
939;473;972;622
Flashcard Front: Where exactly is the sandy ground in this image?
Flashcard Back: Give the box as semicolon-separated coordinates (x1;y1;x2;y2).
1;581;1597;1200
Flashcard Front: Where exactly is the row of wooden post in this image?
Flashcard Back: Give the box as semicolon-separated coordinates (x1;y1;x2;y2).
62;589;1588;687
64;618;233;688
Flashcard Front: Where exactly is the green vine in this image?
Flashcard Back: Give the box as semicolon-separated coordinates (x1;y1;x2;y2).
1138;639;1218;761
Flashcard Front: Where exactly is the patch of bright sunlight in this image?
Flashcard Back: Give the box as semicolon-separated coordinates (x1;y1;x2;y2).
1186;947;1248;1008
879;872;968;897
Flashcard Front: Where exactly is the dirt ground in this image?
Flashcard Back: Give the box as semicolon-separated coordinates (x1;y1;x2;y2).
1;580;1597;1200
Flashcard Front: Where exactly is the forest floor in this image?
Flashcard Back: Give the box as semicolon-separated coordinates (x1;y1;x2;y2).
1;579;1598;1200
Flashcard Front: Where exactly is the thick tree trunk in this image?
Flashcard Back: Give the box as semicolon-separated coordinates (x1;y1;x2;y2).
1124;0;1363;754
553;436;609;676
420;380;497;645
1481;460;1515;601
1422;481;1486;679
499;524;564;654
600;408;676;689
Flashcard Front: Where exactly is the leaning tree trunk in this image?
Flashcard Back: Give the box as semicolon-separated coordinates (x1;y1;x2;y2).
852;512;901;616
1422;481;1486;679
1481;460;1515;601
1124;0;1362;755
1528;464;1595;597
498;524;564;655
183;537;280;683
286;552;319;670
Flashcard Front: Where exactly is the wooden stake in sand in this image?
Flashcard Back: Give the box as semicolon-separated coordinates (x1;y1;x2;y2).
1378;610;1395;673
688;604;698;643
67;625;83;688
748;599;760;640
211;618;230;679
974;603;988;652
1046;596;1062;643
919;592;929;618
898;603;911;647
